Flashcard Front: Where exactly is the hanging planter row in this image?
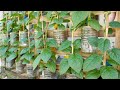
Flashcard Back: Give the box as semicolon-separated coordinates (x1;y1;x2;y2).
0;11;120;79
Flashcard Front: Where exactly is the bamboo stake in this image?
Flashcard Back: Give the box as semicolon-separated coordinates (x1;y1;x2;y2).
103;12;109;66
28;11;30;54
18;14;20;62
45;22;48;48
34;11;39;56
71;29;75;54
6;13;8;38
41;11;45;48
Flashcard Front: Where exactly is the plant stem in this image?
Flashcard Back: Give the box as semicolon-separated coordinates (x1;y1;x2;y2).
103;12;109;66
71;29;75;54
18;16;20;61
6;13;8;38
45;22;49;48
22;12;25;31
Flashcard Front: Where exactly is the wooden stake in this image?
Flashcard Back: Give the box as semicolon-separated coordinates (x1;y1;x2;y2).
6;13;8;38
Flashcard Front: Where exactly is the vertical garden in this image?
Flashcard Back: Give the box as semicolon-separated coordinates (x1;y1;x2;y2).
0;11;120;79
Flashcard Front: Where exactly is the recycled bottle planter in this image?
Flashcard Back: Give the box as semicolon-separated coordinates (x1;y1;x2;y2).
19;31;28;47
98;11;116;26
41;68;52;79
2;34;8;45
1;58;6;67
6;60;15;69
53;30;66;45
26;64;35;79
81;26;98;53
16;60;24;73
66;73;77;79
10;32;18;46
0;58;6;73
47;30;54;38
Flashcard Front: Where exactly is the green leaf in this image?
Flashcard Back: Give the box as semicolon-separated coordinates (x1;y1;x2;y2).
86;69;100;79
22;59;29;64
72;11;90;28
20;47;29;55
24;17;29;25
53;18;59;24
25;53;33;61
33;11;39;18
76;71;83;79
33;54;41;70
46;11;52;19
35;31;43;39
107;59;119;67
109;21;120;28
108;28;113;34
0;46;8;56
71;69;83;79
53;17;64;25
58;40;71;51
88;19;101;31
73;39;81;49
8;47;17;52
21;53;33;61
41;48;52;63
58;24;65;30
39;63;45;72
35;39;43;49
59;11;68;18
38;21;46;29
62;46;71;53
83;54;102;72
6;53;17;62
100;66;118;79
46;61;56;73
68;53;83;73
88;37;98;47
108;48;120;64
58;18;63;24
118;71;120;79
98;38;110;53
47;39;58;48
60;58;69;75
48;23;55;29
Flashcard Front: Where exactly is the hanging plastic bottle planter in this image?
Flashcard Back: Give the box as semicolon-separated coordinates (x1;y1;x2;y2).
66;73;77;79
10;32;18;46
19;31;28;47
2;34;8;45
41;68;52;79
81;26;98;53
16;60;24;73
6;60;15;69
26;64;35;79
0;58;6;73
53;30;66;45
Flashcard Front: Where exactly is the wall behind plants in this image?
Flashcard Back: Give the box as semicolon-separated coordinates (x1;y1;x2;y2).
0;11;120;79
